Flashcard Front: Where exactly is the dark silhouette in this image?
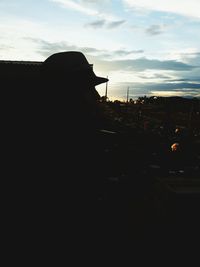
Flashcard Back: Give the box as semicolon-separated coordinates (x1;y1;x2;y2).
2;52;113;253
31;52;112;245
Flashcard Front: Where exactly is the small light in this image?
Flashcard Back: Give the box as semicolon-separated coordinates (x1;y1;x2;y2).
171;142;180;152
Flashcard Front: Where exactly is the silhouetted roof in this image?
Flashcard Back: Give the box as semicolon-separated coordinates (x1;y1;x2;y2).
0;60;42;81
0;60;42;66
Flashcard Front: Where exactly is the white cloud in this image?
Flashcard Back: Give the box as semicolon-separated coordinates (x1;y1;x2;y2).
50;0;117;21
145;24;167;35
50;0;98;16
162;48;200;62
150;90;194;97
124;0;200;19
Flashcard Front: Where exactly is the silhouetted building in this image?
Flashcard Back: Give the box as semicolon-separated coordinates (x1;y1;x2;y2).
0;60;42;83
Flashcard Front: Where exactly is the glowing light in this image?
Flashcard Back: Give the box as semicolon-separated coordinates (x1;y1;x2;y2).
171;142;180;152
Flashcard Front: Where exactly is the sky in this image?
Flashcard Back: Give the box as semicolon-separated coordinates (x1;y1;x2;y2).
1;0;200;100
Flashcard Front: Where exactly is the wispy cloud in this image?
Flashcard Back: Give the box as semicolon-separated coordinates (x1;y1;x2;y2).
27;38;144;59
150;90;200;97
26;38;103;58
86;19;126;29
107;20;126;29
80;0;110;4
103;58;196;72
147;83;200;90
113;49;144;56
166;78;200;83
139;73;171;80
145;24;165;35
50;0;126;30
50;0;117;21
124;0;200;19
85;19;106;28
50;0;98;16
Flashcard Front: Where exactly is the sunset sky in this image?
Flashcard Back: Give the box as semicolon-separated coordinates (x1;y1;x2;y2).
1;0;200;100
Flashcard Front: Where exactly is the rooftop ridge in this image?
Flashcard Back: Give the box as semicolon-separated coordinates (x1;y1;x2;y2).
0;60;43;65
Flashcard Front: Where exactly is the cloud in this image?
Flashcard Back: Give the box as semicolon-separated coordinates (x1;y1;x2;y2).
123;0;200;19
86;19;126;29
50;0;117;21
80;0;110;4
150;90;200;98
145;82;200;91
101;58;196;72
25;38;104;58
107;20;126;29
166;78;200;83
139;73;171;80
182;52;200;67
145;24;165;35
51;0;126;30
27;38;144;59
85;19;106;28
113;49;144;56
50;0;98;16
182;52;200;57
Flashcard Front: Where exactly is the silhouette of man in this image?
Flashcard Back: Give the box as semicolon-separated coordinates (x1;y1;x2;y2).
32;51;109;244
39;51;107;173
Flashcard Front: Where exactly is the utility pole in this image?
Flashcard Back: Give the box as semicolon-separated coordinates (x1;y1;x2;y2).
105;76;108;101
126;86;129;103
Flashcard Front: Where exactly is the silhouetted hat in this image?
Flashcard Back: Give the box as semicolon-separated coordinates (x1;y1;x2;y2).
42;51;108;86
